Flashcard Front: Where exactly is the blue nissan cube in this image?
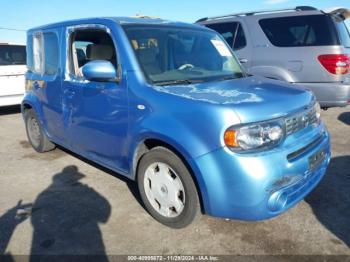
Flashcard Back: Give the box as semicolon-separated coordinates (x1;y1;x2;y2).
22;17;331;228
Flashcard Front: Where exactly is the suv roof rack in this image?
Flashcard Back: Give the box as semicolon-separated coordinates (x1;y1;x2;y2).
196;6;318;23
131;14;160;19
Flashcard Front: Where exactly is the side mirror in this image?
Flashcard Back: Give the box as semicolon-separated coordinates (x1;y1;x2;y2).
82;60;118;82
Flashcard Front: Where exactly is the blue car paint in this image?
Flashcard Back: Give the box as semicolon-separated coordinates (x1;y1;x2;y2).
82;60;118;81
22;17;331;221
193;123;330;219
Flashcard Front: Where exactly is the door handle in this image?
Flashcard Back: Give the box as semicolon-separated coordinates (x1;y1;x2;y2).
239;58;248;64
32;80;46;90
32;81;40;90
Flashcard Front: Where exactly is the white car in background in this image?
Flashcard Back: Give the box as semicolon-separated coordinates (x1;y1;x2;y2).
0;43;26;106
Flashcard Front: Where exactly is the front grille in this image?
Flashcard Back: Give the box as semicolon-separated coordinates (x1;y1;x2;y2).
285;105;318;136
287;134;324;161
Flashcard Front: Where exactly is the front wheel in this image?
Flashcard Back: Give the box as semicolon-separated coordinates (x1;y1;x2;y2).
137;147;200;228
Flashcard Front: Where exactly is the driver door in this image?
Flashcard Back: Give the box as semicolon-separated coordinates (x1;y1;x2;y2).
62;24;129;172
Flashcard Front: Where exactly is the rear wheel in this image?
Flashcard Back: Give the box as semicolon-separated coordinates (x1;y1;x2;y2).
137;147;200;228
24;109;55;152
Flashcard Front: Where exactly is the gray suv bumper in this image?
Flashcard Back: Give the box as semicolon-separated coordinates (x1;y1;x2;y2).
294;82;350;108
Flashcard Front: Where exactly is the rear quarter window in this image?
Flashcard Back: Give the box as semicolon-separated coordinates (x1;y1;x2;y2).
259;15;339;47
333;18;350;48
29;32;59;75
33;34;44;73
27;35;34;71
43;33;59;75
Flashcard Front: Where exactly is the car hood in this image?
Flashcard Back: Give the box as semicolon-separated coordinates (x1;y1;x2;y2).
152;76;314;123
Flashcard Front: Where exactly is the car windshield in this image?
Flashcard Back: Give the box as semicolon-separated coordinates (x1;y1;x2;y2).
122;25;244;85
0;45;26;66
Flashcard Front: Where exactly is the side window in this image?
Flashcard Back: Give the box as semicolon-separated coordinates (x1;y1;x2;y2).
27;35;34;72
334;19;350;48
233;24;247;50
74;41;93;68
206;22;247;50
69;29;117;78
33;34;44;73
0;45;26;66
206;22;238;47
30;32;59;75
43;33;59;75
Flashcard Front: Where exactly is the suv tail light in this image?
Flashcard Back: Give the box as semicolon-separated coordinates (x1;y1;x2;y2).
318;54;350;75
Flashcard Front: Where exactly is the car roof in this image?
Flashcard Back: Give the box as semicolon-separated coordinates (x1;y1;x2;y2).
0;42;25;46
28;17;205;32
197;6;326;24
200;11;324;25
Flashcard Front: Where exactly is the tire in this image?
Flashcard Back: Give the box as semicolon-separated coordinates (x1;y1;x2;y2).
137;147;200;228
24;109;55;153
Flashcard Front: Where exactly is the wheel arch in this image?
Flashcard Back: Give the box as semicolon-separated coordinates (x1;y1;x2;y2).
131;136;208;214
249;65;296;82
21;94;44;120
21;96;50;138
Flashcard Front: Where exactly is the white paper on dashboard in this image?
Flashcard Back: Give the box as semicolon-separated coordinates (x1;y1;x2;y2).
210;40;232;57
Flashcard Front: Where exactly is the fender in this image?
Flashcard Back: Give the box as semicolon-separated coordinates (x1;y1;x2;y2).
249;65;296;82
21;92;47;129
127;115;218;177
128;131;212;215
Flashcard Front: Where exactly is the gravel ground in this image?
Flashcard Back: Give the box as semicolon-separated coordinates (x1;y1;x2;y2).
0;105;349;258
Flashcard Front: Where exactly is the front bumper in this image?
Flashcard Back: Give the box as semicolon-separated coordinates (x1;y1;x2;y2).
192;123;331;221
294;82;350;108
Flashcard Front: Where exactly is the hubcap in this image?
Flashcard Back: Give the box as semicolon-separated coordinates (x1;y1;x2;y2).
144;162;185;218
28;117;41;148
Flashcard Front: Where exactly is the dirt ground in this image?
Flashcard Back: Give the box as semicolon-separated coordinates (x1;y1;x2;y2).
0;105;349;258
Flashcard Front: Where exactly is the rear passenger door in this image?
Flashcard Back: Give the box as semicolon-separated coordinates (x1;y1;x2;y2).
205;21;252;69
27;30;64;141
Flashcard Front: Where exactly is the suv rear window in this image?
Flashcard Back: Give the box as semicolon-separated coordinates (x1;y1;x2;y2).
259;15;338;47
0;45;26;66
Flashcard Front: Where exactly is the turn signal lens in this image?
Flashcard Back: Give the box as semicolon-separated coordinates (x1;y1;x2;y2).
224;119;285;152
25;80;32;92
224;129;238;147
315;102;321;120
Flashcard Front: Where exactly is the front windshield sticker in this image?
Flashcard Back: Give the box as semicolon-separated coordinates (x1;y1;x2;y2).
210;40;232;57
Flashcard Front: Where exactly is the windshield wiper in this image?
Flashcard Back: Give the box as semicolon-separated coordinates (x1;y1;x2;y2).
218;72;246;81
154;79;203;86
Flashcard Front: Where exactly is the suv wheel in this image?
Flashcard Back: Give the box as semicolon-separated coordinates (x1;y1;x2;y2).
25;109;55;152
137;147;200;228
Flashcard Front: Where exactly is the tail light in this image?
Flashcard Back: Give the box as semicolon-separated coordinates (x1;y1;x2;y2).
318;54;350;75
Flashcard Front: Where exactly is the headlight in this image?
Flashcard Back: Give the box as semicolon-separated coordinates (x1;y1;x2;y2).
224;119;285;152
314;102;321;120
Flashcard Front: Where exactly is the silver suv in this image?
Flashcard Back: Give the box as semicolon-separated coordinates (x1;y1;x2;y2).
197;6;350;108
